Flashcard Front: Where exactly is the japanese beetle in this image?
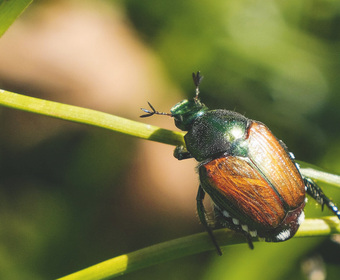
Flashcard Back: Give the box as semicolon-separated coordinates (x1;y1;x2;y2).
141;72;340;255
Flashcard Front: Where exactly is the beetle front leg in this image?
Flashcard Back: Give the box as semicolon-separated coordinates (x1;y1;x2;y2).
304;177;340;219
174;145;193;160
196;186;223;255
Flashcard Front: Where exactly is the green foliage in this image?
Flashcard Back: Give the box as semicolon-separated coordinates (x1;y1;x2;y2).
0;0;32;37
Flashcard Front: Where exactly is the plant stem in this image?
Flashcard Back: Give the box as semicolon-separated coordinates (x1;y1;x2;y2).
0;89;185;146
0;0;32;37
57;217;340;280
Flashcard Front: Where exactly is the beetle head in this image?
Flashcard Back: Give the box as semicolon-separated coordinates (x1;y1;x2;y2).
141;71;208;131
170;99;208;131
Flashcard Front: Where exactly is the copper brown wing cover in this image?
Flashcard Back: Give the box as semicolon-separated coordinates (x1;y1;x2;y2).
247;122;305;209
199;122;305;230
200;156;286;229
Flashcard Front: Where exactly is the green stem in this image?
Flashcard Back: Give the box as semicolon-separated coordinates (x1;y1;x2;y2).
57;217;340;280
299;167;340;187
0;89;185;146
0;0;32;37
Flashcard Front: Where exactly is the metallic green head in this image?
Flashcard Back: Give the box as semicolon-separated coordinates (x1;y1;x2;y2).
170;99;208;131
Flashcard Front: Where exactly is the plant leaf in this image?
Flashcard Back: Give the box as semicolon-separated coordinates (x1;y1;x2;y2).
0;0;33;37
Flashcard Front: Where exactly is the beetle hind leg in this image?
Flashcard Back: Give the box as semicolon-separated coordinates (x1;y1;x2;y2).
197;186;223;255
244;234;254;250
304;177;340;219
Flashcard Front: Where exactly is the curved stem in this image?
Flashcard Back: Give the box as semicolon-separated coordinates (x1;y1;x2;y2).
57;217;340;280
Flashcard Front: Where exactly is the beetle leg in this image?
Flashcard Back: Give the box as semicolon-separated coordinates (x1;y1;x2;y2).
196;186;223;255
245;234;254;250
174;145;193;160
304;177;340;219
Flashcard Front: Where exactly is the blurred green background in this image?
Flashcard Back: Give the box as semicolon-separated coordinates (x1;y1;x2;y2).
0;0;340;279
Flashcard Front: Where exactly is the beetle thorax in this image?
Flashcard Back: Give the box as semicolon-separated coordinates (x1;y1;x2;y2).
183;109;250;162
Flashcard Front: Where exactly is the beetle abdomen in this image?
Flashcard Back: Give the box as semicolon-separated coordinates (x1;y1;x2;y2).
199;155;306;241
199;121;307;241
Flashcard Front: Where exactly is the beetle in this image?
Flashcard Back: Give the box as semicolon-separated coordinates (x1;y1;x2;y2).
141;72;340;255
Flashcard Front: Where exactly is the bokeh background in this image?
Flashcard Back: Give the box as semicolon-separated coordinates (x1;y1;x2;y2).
0;0;340;279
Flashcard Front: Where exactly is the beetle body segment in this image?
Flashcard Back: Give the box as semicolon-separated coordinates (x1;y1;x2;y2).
195;116;306;242
183;109;249;161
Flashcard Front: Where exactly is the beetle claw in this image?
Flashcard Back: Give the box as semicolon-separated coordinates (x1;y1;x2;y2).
304;177;340;219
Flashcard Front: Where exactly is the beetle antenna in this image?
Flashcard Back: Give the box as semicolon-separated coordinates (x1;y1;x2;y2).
140;102;172;118
192;71;203;101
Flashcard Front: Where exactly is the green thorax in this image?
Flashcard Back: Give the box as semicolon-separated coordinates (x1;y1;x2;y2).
171;99;250;162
